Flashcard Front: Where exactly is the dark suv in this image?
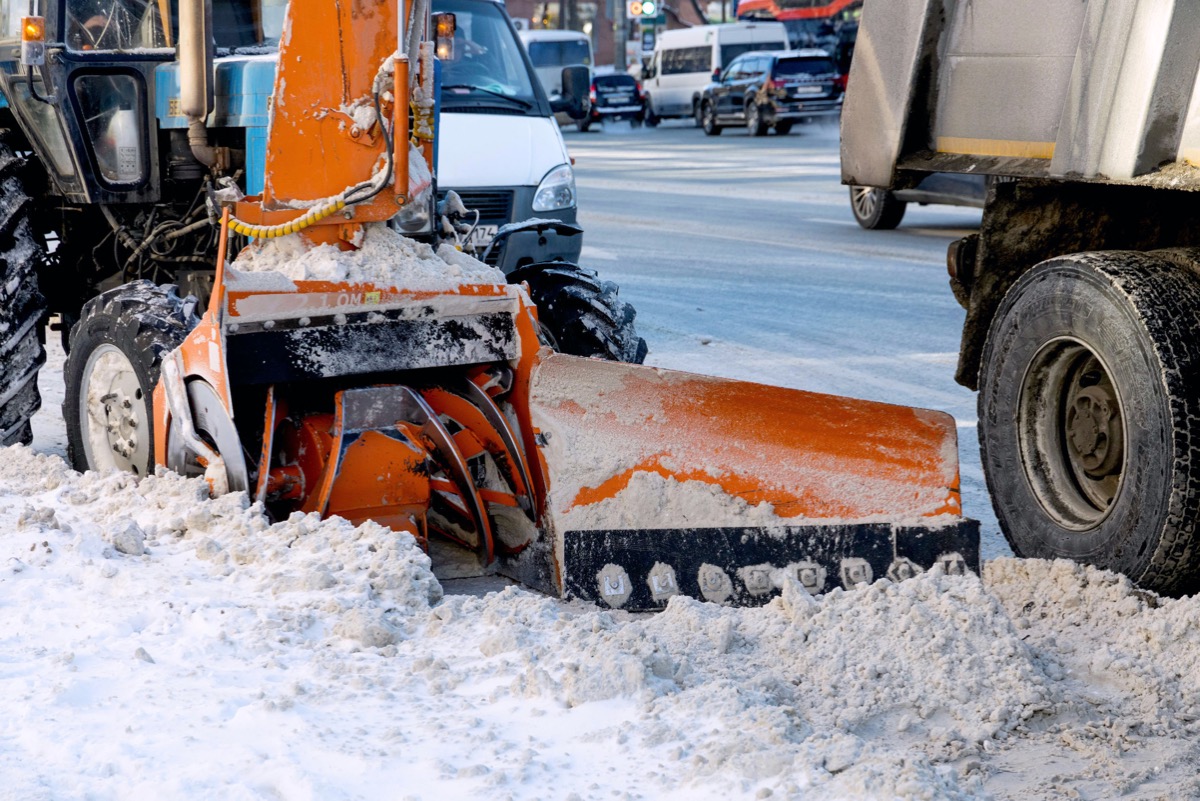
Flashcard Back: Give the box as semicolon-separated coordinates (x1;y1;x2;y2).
577;74;647;132
700;50;842;136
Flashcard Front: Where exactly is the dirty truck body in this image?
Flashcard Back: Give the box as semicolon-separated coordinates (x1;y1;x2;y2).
843;0;1200;595
0;0;979;610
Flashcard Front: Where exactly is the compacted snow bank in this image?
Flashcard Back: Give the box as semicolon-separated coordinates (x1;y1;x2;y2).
4;445;1200;800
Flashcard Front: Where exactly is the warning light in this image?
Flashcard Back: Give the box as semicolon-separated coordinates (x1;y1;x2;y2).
20;16;46;67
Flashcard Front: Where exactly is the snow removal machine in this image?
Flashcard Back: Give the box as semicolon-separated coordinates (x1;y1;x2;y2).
0;0;978;609
844;0;1200;596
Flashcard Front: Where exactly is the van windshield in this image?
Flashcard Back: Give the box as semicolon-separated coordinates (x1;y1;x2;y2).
527;40;592;69
435;0;540;114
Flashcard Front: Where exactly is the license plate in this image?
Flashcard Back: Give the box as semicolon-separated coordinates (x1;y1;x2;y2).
790;85;822;96
470;224;499;248
608;93;631;103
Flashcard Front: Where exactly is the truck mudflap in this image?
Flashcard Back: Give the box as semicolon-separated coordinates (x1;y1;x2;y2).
558;520;981;610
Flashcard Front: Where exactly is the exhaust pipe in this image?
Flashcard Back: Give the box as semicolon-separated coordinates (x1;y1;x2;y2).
179;0;217;168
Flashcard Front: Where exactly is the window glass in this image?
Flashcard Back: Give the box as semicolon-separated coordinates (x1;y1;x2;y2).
662;45;710;76
774;56;838;77
595;75;637;90
526;40;591;69
74;73;146;184
435;0;537;111
66;0;265;51
719;41;782;65
6;84;74;176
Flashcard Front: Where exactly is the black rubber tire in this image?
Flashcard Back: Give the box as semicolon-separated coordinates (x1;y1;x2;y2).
643;103;659;127
0;143;48;448
693;99;702;128
775;120;794;135
747;103;767;136
979;252;1200;596
577;117;592;133
849;186;907;230
701;101;722;136
509;263;648;364
64;281;198;475
630;116;643;129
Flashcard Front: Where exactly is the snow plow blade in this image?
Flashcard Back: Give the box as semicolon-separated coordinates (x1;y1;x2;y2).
511;354;980;609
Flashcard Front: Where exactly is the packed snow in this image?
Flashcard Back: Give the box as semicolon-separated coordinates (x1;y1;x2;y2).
9;125;1200;800
227;222;502;290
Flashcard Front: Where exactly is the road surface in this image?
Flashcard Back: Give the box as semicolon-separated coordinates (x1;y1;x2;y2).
563;120;1004;558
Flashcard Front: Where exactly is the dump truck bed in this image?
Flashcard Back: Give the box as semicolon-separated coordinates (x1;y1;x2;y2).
841;0;1200;190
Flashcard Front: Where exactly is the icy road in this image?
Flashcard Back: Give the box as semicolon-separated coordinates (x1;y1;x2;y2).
5;122;1200;801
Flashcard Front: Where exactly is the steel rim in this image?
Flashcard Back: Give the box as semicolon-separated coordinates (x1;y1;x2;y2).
852;187;879;221
748;103;759;131
703;104;714;130
80;344;149;475
1017;337;1126;530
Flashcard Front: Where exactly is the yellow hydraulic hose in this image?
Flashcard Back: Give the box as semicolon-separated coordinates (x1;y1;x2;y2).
226;197;348;240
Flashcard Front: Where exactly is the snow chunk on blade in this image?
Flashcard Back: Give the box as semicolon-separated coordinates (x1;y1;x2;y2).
226;222;503;290
518;354;980;609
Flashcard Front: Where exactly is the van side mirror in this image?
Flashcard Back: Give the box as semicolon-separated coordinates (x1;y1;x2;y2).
712;67;722;82
553;65;590;119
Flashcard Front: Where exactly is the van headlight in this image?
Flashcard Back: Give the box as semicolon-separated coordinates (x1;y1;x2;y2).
532;164;576;212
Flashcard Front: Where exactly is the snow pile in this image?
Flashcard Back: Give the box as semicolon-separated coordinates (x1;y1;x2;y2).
228;222;502;290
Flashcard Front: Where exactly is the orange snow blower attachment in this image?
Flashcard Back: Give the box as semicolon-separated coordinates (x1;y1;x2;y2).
151;0;978;611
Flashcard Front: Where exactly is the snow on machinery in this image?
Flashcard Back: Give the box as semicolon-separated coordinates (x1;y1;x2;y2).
843;0;1200;596
0;0;979;609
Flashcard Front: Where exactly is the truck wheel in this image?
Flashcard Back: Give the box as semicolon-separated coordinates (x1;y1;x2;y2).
775;120;794;135
701;102;722;136
850;186;907;230
64;281;198;476
747;103;767;136
0;143;48;447
577;117;592;133
979;252;1200;595
510;263;648;364
644;107;659;127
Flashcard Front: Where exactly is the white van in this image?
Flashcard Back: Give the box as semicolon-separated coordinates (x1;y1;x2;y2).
435;0;583;271
517;29;593;99
643;22;788;124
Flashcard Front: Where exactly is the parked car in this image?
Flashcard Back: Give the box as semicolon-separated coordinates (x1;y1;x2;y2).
848;174;988;230
577;74;646;131
642;22;789;126
700;49;841;136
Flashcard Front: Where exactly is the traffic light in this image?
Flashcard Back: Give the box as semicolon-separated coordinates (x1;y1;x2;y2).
626;0;658;18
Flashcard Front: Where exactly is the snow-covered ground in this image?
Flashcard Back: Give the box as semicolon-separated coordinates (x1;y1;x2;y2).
5;123;1200;800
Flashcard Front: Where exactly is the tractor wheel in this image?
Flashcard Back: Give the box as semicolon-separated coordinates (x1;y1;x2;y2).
701;101;722;136
979;252;1200;596
850;186;907;230
64;281;198;476
510;263;648;364
0;143;48;448
747;103;767;136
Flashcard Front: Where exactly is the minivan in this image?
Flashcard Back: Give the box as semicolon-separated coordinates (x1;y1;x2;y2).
642;22;789;124
437;0;583;271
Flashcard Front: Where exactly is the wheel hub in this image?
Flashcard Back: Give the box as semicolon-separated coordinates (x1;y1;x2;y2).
1018;339;1126;530
80;344;149;475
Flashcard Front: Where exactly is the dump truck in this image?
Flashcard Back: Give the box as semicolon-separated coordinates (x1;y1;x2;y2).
842;0;1200;595
0;0;979;610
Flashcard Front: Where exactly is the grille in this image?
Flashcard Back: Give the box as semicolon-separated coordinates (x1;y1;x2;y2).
439;190;513;225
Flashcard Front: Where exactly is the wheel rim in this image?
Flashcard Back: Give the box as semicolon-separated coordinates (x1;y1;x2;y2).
852;187;880;220
79;344;150;475
1017;337;1126;530
165;380;251;493
703;104;713;129
748;104;759;129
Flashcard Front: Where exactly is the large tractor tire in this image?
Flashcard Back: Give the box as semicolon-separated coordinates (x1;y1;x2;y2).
510;263;648;364
978;252;1200;596
0;143;48;447
64;281;198;476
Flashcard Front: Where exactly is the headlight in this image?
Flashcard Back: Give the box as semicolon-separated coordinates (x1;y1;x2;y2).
532;164;576;212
